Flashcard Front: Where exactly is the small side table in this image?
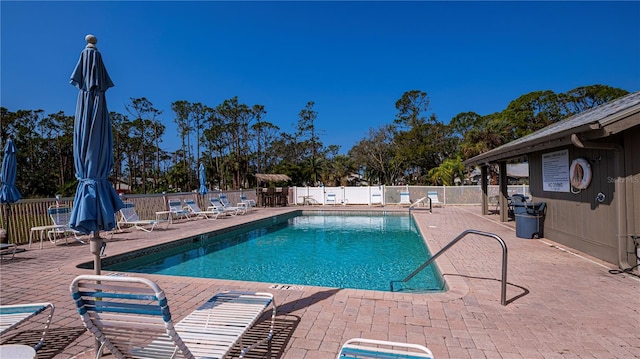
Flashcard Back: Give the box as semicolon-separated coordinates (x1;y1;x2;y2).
29;225;65;249
0;344;37;358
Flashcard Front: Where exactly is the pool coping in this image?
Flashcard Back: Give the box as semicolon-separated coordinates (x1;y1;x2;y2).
66;208;469;302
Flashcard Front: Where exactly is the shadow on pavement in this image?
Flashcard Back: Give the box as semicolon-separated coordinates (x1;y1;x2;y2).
0;326;87;359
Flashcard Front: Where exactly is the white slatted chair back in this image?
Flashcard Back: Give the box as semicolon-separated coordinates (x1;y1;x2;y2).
70;275;194;359
71;275;276;359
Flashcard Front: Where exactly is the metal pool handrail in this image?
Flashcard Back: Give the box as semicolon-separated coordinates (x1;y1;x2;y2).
409;196;432;213
391;229;508;306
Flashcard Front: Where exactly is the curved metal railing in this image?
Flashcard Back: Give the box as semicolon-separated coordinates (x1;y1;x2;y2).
390;229;508;306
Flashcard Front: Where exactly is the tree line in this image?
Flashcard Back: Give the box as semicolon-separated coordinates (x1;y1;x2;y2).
0;84;628;198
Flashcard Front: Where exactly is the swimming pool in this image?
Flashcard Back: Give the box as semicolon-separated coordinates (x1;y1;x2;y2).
103;211;445;292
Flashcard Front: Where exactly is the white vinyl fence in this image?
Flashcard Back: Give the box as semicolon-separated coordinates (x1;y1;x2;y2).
291;185;530;206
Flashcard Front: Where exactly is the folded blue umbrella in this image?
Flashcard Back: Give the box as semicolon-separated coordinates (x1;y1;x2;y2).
0;138;21;245
0;138;21;205
69;35;123;234
199;163;208;195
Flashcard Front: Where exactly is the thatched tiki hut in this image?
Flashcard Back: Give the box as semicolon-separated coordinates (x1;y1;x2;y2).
254;173;291;183
255;174;291;207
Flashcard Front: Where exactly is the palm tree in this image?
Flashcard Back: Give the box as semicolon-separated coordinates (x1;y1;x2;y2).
427;157;465;186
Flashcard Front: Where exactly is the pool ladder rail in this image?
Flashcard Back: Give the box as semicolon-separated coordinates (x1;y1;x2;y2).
390;229;508;306
408;197;432;213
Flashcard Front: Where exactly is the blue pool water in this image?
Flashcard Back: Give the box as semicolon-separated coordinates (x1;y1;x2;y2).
105;212;444;292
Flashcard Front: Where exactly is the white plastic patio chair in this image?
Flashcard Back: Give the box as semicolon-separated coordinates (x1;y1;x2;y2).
0;302;55;351
337;338;434;359
70;275;275;359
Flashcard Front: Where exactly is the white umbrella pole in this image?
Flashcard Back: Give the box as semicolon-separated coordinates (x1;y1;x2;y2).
89;230;102;352
90;231;102;275
3;203;11;244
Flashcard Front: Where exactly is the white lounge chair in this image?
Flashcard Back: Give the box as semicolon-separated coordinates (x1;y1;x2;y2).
370;193;383;207
209;197;239;216
427;191;443;207
47;206;86;245
337;338;434;359
0;302;55;351
239;194;256;208
168;199;193;221
326;193;337;206
219;194;247;215
117;201;167;232
70;275;275;359
399;191;411;206
183;199;220;220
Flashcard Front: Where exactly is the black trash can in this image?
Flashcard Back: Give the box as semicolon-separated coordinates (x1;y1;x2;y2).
515;202;546;239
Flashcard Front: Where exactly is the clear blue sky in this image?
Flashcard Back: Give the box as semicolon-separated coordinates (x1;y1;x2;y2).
2;1;639;155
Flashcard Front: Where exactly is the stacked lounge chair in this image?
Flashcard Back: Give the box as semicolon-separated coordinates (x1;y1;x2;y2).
209;197;239;217
218;194;247;215
70;275;275;359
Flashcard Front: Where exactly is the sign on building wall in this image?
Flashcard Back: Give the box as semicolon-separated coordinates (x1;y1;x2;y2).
542;149;570;192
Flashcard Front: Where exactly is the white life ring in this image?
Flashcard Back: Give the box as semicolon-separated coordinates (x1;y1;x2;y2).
570;158;592;189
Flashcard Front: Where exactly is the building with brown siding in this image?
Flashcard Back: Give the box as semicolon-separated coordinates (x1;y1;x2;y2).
465;91;640;271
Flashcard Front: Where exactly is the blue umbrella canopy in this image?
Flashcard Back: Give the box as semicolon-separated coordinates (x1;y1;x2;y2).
1;138;20;245
69;35;123;235
199;163;208;195
0;138;21;205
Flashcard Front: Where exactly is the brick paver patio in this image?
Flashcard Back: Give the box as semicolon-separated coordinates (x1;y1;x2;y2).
1;205;638;358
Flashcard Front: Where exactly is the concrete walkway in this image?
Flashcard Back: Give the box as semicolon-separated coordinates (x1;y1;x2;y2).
1;205;638;358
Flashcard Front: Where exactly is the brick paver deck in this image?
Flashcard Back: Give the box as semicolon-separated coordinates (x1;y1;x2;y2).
1;205;638;358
